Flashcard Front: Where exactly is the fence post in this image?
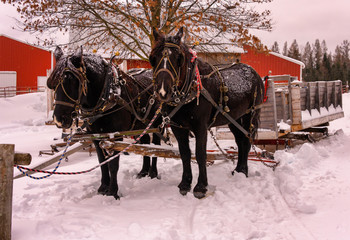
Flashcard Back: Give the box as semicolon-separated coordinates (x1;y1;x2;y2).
0;144;15;240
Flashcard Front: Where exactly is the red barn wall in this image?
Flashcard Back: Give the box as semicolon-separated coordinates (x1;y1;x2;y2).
127;59;151;69
0;35;52;90
241;46;302;80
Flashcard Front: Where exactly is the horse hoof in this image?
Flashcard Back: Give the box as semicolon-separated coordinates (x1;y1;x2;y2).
178;182;191;195
148;170;158;179
179;189;189;196
137;171;148;179
234;166;248;177
98;185;109;195
193;191;206;199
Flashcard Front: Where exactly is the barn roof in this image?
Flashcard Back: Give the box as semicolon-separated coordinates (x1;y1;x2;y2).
269;51;305;68
0;34;52;53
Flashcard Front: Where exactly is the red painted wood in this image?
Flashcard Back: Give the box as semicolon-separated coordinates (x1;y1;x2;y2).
241;46;301;79
0;35;51;92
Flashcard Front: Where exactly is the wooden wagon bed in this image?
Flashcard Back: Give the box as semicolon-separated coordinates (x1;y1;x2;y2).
217;75;344;142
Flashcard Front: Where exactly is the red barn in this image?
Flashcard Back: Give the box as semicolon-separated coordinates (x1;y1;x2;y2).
0;35;52;94
241;46;305;80
116;45;304;81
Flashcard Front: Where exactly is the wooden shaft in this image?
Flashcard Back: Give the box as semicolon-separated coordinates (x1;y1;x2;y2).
0;144;15;240
102;141;228;161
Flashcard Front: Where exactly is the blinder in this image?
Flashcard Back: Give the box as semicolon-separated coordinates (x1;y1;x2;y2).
54;56;89;111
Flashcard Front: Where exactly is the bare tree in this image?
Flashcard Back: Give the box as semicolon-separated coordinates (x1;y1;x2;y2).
2;0;273;60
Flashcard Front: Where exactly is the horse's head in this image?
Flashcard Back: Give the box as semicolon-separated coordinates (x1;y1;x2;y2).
149;27;189;103
47;46;107;128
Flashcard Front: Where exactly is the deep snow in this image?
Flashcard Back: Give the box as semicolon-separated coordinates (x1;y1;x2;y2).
1;91;350;240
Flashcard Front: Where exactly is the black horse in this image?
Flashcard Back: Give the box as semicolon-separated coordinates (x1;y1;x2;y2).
47;46;162;199
149;27;264;198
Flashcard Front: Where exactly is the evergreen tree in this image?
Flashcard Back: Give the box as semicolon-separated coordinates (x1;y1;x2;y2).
283;42;288;56
288;39;301;60
321;52;332;81
271;41;280;53
321;40;328;56
302;42;313;81
313;39;323;81
332;45;343;81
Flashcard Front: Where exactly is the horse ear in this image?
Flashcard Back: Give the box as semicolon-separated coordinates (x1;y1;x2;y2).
72;46;84;67
54;46;64;61
174;27;184;44
153;27;162;42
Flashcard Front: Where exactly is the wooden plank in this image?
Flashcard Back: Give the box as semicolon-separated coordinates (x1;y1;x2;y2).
0;144;14;240
332;82;336;107
301;112;345;129
315;82;320;112
102;141;229;161
13;142;91;180
324;81;329;110
290;85;302;125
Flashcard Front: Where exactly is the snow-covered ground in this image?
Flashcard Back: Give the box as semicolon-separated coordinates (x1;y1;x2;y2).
1;91;350;240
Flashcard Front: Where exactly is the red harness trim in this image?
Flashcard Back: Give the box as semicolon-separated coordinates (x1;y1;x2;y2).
263;76;269;103
189;48;202;102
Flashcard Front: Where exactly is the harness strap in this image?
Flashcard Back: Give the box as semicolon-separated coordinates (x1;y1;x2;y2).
200;88;250;138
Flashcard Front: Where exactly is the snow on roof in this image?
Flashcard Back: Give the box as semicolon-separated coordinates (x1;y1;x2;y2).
0;34;52;52
269;51;305;68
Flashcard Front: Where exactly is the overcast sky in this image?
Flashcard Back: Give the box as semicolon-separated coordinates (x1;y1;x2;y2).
1;0;349;53
254;0;350;53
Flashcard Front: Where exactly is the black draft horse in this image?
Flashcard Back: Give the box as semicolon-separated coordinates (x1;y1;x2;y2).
47;46;161;200
149;27;264;198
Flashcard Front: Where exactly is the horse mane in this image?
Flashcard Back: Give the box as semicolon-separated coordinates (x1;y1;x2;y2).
47;53;106;89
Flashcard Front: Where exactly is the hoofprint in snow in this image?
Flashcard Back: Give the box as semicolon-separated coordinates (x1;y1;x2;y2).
1;91;350;240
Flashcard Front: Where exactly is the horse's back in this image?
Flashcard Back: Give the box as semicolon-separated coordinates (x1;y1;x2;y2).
203;62;264;124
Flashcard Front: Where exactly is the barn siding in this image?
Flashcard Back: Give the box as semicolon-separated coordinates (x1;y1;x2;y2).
241;46;302;80
0;35;52;91
127;59;151;69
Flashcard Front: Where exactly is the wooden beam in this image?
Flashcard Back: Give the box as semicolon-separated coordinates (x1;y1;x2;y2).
0;144;15;240
14;142;91;180
101;141;229;161
14;152;32;165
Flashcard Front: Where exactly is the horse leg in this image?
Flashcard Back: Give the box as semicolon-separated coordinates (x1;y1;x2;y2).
171;126;192;195
193;127;208;199
137;134;151;178
228;116;251;177
107;154;120;199
148;133;161;179
94;141;110;195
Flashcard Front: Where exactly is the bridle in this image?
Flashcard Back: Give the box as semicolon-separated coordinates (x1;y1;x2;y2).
54;56;89;111
53;55;159;129
152;42;198;105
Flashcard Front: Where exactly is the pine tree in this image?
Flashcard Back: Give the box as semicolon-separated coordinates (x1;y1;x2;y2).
271;41;280;53
288;39;301;60
282;42;288;56
313;39;323;81
302;42;313;81
332;45;343;81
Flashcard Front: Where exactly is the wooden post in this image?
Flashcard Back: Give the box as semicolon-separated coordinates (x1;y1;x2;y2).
0;144;15;240
290;84;302;131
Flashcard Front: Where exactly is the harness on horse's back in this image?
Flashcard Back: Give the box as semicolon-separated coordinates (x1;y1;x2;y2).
54;56;155;127
154;42;264;141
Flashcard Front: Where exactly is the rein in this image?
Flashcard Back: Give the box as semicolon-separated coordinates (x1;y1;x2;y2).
54;56;156;127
